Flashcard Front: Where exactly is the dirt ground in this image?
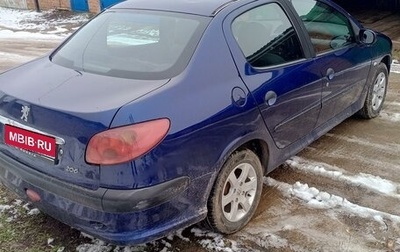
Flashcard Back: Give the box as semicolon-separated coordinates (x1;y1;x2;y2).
0;35;399;251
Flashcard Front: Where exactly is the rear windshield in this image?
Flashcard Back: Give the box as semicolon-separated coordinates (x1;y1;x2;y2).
51;10;209;80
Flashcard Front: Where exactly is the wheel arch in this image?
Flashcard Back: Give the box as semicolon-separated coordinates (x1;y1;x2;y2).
202;138;270;232
237;139;270;175
216;137;271;177
381;55;391;73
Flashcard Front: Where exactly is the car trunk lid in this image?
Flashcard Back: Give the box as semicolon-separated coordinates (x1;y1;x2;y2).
0;58;169;190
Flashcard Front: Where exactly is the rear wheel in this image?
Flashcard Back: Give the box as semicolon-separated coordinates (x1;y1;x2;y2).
204;149;263;234
358;63;388;119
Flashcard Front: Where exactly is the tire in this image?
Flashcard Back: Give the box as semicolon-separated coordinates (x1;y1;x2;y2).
203;149;263;234
358;63;388;119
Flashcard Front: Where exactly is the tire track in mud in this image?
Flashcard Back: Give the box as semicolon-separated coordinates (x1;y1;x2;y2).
298;120;400;182
0;40;59;72
380;111;400;122
273;156;400;217
287;156;400;198
324;132;400;153
236;178;400;252
383;73;400;121
258;177;400;251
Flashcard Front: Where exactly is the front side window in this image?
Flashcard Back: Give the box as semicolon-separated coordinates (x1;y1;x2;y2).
232;3;304;68
291;0;355;54
51;11;209;80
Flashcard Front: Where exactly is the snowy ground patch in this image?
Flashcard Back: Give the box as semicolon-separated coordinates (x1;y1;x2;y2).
0;7;43;30
0;198;40;222
391;61;400;74
286;156;400;198
265;177;400;225
0;7;89;33
0;29;66;40
75;227;242;252
379;111;400;122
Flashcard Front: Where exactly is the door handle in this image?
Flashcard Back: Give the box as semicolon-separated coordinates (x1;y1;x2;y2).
326;68;335;80
265;91;277;106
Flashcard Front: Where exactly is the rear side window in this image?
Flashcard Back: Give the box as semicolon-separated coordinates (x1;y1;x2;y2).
51;11;209;80
290;0;355;54
232;3;305;68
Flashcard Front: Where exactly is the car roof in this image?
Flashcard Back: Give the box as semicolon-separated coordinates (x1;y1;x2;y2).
109;0;249;16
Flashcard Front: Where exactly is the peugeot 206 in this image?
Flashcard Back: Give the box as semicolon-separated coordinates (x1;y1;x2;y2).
0;0;392;245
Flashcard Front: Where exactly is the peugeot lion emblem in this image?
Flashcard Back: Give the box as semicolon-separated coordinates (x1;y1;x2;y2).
20;105;30;122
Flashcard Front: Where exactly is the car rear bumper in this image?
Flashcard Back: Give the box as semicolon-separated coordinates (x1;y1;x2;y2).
0;152;205;245
0;152;189;213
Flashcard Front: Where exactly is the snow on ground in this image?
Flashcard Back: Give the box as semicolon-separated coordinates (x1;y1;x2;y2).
265;177;400;224
379;111;400;122
391;61;400;73
0;7;88;33
0;199;39;223
386;101;400;107
74;227;244;252
286;156;400;197
74;228;242;252
0;7;88;41
0;50;39;62
0;7;44;30
0;29;66;40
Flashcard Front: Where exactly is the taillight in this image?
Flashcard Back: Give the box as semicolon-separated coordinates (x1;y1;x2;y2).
86;118;170;165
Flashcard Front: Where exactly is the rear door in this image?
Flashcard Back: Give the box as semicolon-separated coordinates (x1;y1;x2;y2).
290;0;372;126
224;1;324;149
100;0;122;10
70;0;89;12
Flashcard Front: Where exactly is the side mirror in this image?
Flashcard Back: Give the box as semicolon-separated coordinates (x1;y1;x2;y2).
359;29;376;45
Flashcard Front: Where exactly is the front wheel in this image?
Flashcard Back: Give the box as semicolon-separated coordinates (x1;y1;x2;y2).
203;149;263;234
358;63;388;119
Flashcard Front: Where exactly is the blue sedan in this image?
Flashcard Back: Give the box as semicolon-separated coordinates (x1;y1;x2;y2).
0;0;392;245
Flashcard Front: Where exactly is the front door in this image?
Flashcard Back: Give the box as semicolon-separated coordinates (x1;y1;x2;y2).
291;0;372;126
100;0;122;10
70;0;89;12
225;2;324;149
